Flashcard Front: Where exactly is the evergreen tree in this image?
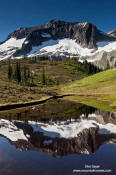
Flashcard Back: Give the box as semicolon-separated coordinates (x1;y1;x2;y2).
114;62;116;68
18;62;21;83
30;74;34;86
14;62;18;81
8;59;12;81
41;67;46;85
106;62;110;70
23;65;28;84
14;62;21;83
27;68;30;79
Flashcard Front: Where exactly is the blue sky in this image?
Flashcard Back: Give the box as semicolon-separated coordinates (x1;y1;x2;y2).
0;0;116;41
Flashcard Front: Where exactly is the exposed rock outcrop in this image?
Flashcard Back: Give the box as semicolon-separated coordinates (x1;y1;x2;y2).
0;20;115;60
107;30;116;39
0;118;116;157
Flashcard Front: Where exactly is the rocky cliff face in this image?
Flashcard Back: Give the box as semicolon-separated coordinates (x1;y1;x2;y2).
9;20;113;48
6;122;116;157
0;117;116;157
107;30;116;39
85;50;116;69
0;20;115;60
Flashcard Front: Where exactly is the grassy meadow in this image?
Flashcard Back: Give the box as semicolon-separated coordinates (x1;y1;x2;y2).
61;69;116;111
0;58;88;105
0;58;116;112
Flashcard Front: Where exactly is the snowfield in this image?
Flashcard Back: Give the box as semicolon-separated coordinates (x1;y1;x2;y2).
0;119;28;142
0;118;116;142
29;38;94;57
0;37;26;51
40;39;94;56
0;37;116;60
29;38;116;59
29;120;97;138
29;119;116;139
28;39;60;55
0;37;26;60
96;41;116;53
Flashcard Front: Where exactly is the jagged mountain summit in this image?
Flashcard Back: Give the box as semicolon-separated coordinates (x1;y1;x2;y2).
0;116;116;156
107;30;116;39
0;19;116;66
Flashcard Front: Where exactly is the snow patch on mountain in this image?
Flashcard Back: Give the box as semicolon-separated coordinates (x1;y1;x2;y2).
0;118;116;143
29;119;116;139
39;39;95;56
0;37;26;60
80;22;88;27
29;39;59;55
30;38;95;57
42;33;51;38
0;37;25;51
29;39;116;59
98;123;116;134
29;120;97;138
1;37;116;62
97;41;116;53
0;119;28;142
24;40;29;44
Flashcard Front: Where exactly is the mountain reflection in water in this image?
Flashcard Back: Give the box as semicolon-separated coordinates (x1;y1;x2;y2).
0;102;116;157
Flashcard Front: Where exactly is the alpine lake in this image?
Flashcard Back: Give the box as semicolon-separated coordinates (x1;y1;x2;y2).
0;99;115;175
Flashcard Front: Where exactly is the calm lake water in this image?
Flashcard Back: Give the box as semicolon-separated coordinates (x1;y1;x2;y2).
0;100;116;175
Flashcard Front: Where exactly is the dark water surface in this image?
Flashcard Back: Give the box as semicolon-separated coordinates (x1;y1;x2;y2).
0;100;115;175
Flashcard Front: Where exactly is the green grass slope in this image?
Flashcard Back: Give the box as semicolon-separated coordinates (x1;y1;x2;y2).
61;69;116;111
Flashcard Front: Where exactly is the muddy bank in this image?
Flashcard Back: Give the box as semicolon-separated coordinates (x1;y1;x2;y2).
0;95;71;111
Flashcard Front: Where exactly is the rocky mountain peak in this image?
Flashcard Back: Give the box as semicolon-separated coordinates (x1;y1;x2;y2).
0;20;115;60
107;30;116;39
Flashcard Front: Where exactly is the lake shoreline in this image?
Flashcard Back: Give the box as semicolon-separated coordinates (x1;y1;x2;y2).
0;94;71;111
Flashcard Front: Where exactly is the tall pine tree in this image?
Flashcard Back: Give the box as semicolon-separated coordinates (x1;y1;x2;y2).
8;59;12;81
14;61;21;83
41;66;46;85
